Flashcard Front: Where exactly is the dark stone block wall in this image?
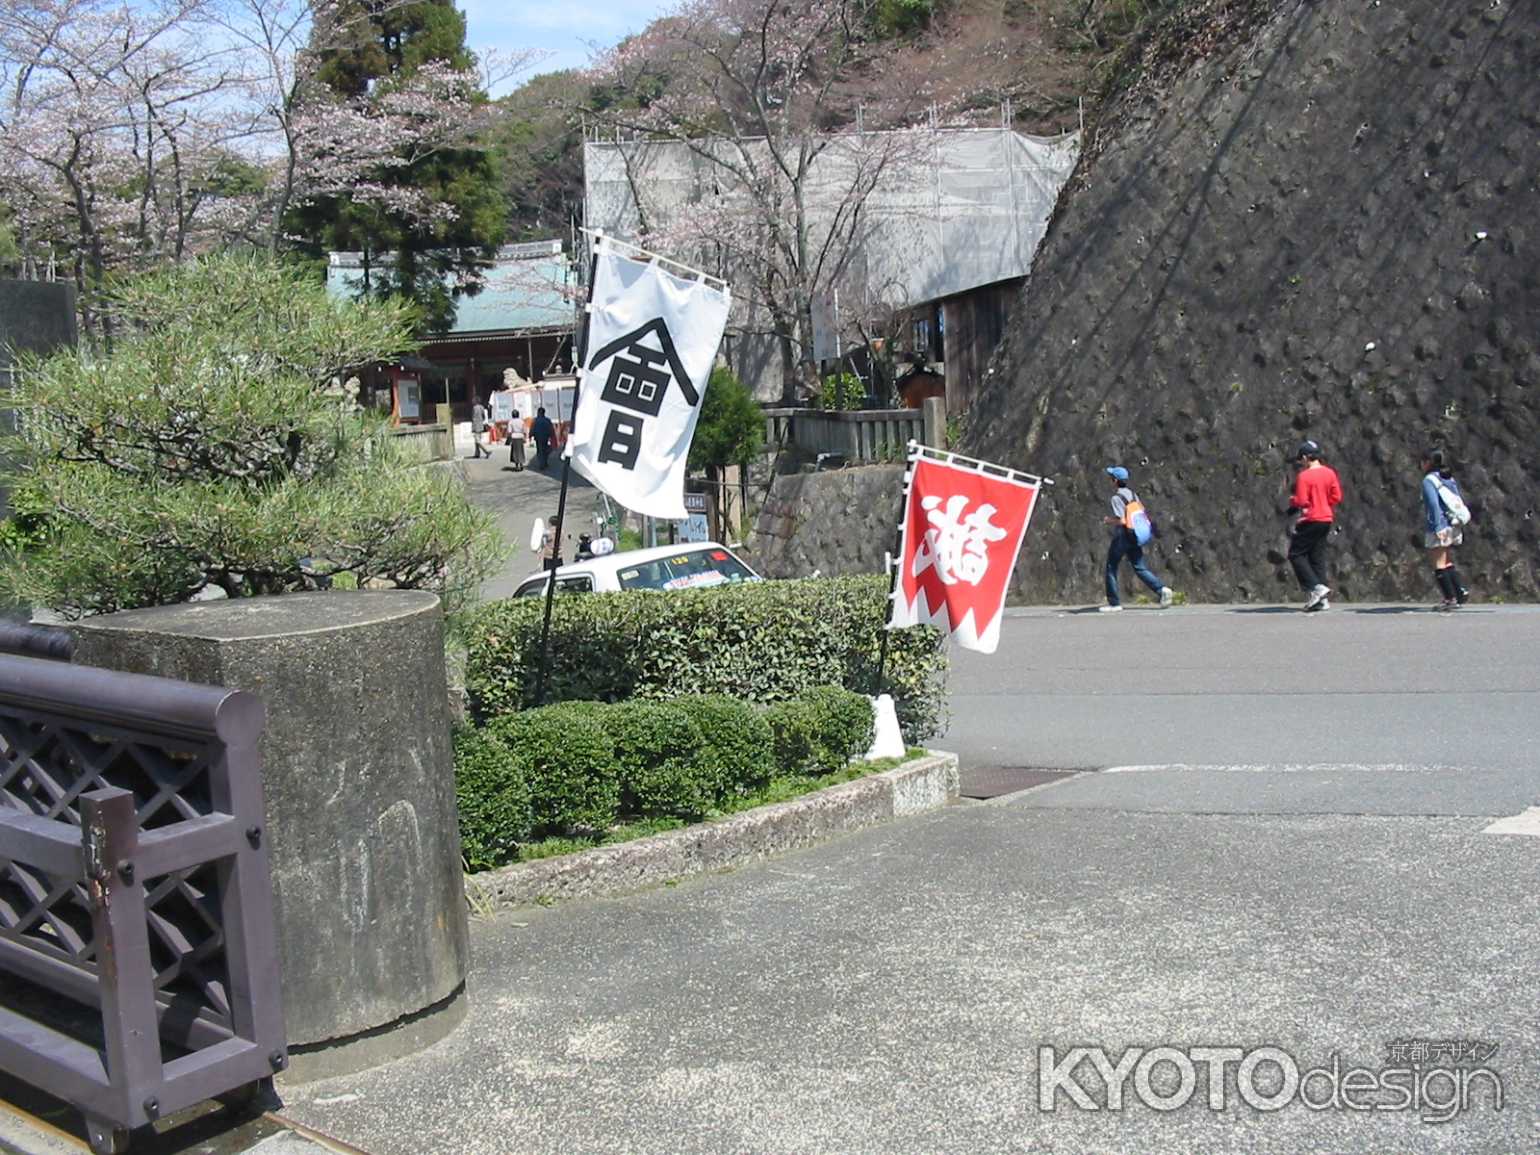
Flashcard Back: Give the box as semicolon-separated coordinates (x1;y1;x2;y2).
0;279;77;372
1;279;77;465
1;280;77;617
747;465;906;579
968;0;1540;603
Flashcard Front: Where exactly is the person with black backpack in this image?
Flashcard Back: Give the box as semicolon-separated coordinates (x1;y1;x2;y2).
1421;448;1472;610
1100;466;1175;613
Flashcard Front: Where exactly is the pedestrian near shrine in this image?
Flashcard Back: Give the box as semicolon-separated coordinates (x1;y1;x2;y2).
469;396;492;458
506;413;526;471
531;407;555;470
1100;466;1174;613
1286;440;1344;611
1421;448;1472;610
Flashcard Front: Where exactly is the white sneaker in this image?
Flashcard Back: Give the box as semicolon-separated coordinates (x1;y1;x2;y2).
1159;587;1174;608
1305;584;1330;609
1098;604;1123;613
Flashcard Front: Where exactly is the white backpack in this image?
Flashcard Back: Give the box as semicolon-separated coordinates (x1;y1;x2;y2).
1432;475;1472;526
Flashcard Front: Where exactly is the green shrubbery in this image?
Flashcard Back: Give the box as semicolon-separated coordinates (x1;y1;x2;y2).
487;703;619;835
0;255;502;617
678;694;775;798
609;700;714;820
466;574;947;742
769;685;878;774
454;686;878;870
452;726;533;871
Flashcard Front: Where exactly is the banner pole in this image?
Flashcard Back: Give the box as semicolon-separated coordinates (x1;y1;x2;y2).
532;234;603;707
873;442;918;696
873;521;904;697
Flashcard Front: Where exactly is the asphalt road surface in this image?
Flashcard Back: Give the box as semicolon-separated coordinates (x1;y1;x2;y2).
279;601;1540;1154
942;602;1540;811
461;451;610;601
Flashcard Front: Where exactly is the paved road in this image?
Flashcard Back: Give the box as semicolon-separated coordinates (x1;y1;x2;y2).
942;603;1540;810
460;452;611;601
278;602;1540;1154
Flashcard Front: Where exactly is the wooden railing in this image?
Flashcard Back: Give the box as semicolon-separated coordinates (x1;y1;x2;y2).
762;397;944;463
0;652;285;1154
387;423;453;463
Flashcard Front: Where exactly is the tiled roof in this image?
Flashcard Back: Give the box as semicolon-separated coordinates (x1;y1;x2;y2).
325;242;574;336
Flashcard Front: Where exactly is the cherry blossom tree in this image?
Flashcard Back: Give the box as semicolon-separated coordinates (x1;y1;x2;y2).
286;0;542;331
0;0;253;333
0;0;538;337
587;0;957;403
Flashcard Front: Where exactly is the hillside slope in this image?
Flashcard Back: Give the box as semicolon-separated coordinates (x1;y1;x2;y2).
968;0;1540;603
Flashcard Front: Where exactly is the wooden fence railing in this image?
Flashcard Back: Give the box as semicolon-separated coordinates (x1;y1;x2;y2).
762;398;944;463
387;423;453;463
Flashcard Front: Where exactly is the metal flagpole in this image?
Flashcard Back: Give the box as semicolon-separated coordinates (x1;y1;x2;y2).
575;227;730;292
873;443;918;697
873;442;1054;695
532;232;604;707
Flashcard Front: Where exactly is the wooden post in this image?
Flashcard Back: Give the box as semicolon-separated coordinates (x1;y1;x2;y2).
922;395;946;450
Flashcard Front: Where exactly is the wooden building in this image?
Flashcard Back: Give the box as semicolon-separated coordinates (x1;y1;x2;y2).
327;240;576;424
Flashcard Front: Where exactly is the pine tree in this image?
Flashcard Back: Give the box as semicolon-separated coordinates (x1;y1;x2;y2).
290;0;505;332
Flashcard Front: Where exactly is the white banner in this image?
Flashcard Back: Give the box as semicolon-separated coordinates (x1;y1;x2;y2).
567;242;732;519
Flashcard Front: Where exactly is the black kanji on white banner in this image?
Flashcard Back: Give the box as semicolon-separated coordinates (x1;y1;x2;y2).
589;318;699;471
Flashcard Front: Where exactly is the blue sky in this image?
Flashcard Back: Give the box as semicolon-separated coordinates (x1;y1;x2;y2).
461;0;672;96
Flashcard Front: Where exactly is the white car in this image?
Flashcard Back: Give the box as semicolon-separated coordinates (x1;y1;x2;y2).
511;542;762;598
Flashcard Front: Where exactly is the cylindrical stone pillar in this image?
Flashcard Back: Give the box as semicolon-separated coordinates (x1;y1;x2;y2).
71;591;468;1079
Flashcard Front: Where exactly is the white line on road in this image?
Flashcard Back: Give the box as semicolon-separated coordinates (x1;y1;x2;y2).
1099;763;1464;774
1482;807;1540;837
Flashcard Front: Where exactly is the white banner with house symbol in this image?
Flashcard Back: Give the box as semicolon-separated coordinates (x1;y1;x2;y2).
567;242;732;519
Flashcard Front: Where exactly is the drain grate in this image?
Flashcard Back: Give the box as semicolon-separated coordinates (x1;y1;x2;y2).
960;767;1081;800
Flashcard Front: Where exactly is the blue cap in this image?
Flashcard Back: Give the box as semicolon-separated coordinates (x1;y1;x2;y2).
1105;466;1129;481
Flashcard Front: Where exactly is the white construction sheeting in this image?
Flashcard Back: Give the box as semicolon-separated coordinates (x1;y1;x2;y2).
583;127;1079;363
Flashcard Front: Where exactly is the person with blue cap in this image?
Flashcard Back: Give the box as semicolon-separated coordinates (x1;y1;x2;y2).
1101;465;1174;613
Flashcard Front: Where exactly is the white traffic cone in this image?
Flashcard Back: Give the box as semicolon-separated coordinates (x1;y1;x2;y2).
864;693;907;761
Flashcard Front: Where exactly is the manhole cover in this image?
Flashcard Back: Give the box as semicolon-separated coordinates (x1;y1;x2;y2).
960;767;1080;800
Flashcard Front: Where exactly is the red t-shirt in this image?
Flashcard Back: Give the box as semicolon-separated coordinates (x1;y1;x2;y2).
1292;465;1343;524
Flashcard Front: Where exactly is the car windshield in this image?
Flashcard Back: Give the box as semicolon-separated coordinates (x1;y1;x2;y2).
515;575;593;597
617;548;757;592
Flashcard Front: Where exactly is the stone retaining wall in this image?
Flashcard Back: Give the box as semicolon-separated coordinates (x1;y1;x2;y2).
746;464;906;580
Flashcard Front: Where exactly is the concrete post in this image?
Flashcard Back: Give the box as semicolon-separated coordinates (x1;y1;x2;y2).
71;591;469;1079
922;395;947;449
1;280;78;621
433;401;454;460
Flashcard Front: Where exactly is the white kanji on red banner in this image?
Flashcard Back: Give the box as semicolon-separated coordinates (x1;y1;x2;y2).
888;449;1041;654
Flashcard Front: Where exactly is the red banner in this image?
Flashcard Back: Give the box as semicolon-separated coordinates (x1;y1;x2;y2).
888;451;1041;654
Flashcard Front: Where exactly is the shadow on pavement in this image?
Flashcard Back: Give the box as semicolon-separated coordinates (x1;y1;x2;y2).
0;1069;298;1154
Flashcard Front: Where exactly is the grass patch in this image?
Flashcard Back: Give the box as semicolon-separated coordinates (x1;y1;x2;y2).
517;836;597;862
511;748;928;863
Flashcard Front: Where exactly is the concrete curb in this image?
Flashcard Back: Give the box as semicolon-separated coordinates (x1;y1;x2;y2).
466;751;959;911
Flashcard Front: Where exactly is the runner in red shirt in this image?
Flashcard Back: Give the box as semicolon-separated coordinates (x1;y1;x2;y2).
1287;440;1343;611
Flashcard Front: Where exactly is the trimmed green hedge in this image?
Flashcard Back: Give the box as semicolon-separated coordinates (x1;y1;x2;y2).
454;686;879;867
466;575;948;741
486;703;620;835
675;694;775;798
609;700;713;820
452;726;532;871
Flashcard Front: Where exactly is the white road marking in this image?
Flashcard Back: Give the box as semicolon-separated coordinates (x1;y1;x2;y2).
1482;807;1540;837
1100;763;1460;774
